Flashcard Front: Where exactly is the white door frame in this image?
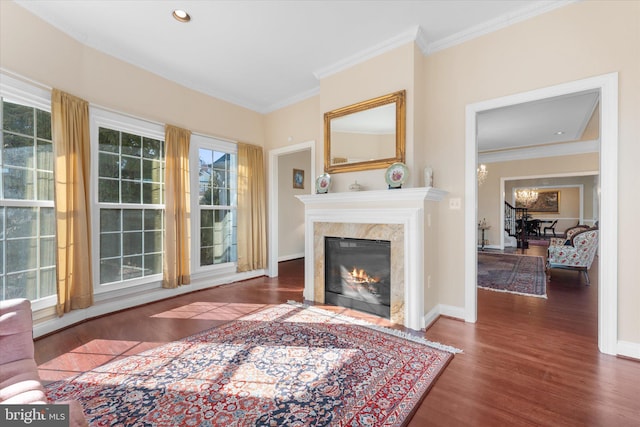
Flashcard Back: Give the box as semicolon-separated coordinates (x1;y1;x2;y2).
464;73;618;355
267;141;315;277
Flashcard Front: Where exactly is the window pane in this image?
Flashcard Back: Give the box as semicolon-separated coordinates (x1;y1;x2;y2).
142;137;162;159
100;233;121;259
121;156;141;180
3;133;35;168
122;255;143;280
99;128;119;153
3;102;34;135
121;181;141;204
144;210;163;230
98;178;120;203
99;153;120;178
144;253;162;275
6;238;37;272
40;207;55;236
40;237;56;267
100;209;121;232
121;133;142;157
123;210;142;231
123;232;142;256
142;159;162;182
37;171;54;201
36;110;51;140
6;207;37;238
143;182;162;204
100;258;121;284
144;230;162;253
199;208;236;266
6;271;37;300
39;268;56;299
3;167;33;200
37;139;53;170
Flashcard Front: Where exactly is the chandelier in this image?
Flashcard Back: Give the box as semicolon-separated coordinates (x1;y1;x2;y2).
516;188;539;206
477;164;488;185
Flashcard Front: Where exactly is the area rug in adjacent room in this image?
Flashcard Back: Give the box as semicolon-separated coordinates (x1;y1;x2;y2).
478;252;547;298
45;302;460;426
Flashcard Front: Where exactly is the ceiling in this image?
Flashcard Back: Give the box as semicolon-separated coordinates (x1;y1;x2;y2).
15;0;571;114
15;0;597;156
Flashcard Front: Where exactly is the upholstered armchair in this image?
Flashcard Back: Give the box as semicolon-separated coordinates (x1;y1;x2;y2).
546;229;599;284
549;224;591;247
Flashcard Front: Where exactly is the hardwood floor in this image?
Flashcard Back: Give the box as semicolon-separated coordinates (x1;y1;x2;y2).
34;254;640;426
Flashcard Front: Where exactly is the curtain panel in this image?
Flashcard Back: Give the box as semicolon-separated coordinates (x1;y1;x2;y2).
51;89;93;316
163;125;192;288
237;143;267;272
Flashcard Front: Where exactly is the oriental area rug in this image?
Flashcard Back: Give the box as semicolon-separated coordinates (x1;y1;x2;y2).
478;252;547;298
45;302;460;426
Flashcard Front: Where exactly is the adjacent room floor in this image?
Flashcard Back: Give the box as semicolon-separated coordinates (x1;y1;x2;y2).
34;255;640;426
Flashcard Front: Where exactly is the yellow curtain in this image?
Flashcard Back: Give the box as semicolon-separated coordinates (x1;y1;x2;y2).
51;90;93;316
163;125;191;288
237;143;267;272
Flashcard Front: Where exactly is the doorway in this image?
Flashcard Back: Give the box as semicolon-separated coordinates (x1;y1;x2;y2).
464;73;618;355
267;141;315;278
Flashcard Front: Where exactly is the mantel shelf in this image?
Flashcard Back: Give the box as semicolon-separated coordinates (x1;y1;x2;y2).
296;187;448;205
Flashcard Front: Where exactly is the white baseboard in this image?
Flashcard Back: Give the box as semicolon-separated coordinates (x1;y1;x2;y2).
278;252;304;262
617;340;640;360
423;304;465;329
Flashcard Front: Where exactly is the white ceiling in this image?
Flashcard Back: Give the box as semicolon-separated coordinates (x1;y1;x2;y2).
14;0;572;114
15;0;597;156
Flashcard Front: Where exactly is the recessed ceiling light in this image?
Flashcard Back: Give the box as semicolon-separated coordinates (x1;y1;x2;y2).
172;9;191;23
554;131;565;135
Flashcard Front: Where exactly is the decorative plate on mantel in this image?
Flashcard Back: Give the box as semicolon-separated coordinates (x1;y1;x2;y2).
315;173;331;194
385;162;409;188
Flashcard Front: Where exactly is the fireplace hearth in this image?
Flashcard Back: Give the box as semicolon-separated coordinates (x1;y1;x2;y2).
324;237;391;318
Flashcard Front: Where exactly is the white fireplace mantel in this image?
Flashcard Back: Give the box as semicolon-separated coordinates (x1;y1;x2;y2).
296;187;447;330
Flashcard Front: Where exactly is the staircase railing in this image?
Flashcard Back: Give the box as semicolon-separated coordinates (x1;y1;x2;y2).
505;201;529;249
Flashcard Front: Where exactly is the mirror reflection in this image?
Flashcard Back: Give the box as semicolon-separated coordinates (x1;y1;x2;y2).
324;90;405;173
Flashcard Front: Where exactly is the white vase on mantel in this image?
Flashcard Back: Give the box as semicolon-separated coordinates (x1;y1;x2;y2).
423;166;434;188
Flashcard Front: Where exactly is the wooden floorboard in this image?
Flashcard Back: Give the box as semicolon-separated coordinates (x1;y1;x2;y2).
34;252;640;426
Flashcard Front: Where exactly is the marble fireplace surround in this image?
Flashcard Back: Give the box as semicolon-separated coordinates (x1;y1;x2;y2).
296;187;446;330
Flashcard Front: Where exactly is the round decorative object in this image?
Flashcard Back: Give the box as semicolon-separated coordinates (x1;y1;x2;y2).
385;162;409;188
315;173;331;194
349;180;362;191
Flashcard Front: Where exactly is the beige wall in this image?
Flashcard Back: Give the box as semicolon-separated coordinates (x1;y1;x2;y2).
278;151;310;259
0;1;264;145
422;1;639;343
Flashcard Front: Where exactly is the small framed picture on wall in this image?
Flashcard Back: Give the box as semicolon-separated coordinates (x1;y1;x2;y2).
293;169;304;189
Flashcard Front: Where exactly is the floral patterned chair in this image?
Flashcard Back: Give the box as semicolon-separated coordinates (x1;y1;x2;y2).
546;228;599;285
549;224;591;247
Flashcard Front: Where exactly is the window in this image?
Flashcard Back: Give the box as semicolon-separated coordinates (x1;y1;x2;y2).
92;109;165;287
0;97;55;301
191;135;237;270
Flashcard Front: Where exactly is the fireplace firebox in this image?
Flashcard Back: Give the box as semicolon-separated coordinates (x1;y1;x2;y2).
324;237;391;318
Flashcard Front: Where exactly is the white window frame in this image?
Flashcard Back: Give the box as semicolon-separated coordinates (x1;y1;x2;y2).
90;107;165;294
189;133;238;276
0;73;56;311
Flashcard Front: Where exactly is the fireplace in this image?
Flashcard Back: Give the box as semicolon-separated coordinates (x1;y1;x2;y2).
296;187;447;329
324;237;391;318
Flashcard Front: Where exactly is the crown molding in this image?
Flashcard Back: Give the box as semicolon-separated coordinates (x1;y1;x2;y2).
263;86;320;114
426;0;577;55
313;26;420;80
478;139;599;164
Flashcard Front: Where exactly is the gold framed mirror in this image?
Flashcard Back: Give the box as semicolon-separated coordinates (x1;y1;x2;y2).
324;90;406;173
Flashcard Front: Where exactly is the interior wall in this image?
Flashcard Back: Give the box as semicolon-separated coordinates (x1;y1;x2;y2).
478;153;599;245
0;1;264;145
277;151;310;260
421;1;639;344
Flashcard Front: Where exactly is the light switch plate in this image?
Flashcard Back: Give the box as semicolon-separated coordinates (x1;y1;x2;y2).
449;198;461;210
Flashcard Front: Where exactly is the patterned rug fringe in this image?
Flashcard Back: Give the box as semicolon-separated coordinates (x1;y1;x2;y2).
478;286;548;299
287;300;463;354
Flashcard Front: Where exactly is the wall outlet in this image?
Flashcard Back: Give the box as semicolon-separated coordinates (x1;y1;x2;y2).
449;198;461;210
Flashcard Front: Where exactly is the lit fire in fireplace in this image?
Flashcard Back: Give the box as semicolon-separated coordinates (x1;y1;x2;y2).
349;267;379;285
